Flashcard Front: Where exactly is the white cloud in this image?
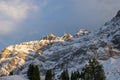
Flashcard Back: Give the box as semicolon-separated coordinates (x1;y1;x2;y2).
0;0;37;20
0;0;38;35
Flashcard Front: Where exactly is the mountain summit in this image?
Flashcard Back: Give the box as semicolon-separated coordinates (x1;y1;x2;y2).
115;10;120;18
0;10;120;80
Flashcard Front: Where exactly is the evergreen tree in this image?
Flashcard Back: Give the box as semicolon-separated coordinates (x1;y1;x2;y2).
60;69;69;80
27;64;41;80
71;71;77;80
71;71;80;80
45;70;53;80
76;71;81;79
80;58;106;80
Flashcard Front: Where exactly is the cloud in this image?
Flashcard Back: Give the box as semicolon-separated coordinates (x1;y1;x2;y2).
68;0;120;28
1;0;120;45
0;21;15;35
0;0;37;20
0;0;39;35
98;0;120;5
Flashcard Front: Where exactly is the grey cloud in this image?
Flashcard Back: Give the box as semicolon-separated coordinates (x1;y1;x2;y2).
0;0;39;35
1;0;120;46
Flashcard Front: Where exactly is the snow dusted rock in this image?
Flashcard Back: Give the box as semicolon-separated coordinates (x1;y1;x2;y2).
75;29;89;36
42;33;58;40
115;10;120;18
101;58;120;80
61;33;73;40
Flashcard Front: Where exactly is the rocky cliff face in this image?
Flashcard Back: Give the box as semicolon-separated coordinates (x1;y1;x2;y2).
0;10;120;80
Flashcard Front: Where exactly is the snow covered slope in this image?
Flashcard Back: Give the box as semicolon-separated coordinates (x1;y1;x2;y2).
0;10;120;80
0;75;28;80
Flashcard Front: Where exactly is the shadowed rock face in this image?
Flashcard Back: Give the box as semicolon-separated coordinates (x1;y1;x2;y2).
115;10;120;18
112;35;120;50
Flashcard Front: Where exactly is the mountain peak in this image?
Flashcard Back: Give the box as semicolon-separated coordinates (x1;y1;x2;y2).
111;10;120;22
42;33;57;40
115;10;120;18
75;29;89;36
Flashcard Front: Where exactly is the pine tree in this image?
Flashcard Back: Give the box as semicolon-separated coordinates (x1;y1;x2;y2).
71;71;77;80
80;58;106;80
45;70;53;80
71;71;80;80
27;64;41;80
71;72;74;80
60;69;69;80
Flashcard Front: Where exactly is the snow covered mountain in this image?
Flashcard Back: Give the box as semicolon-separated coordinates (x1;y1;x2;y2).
0;10;120;80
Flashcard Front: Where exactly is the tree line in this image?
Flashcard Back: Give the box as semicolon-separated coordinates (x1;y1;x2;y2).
27;58;106;80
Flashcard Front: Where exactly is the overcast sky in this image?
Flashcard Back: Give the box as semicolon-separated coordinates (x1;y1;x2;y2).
0;0;120;46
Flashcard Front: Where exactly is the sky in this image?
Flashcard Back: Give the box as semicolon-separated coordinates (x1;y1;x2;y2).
0;0;120;47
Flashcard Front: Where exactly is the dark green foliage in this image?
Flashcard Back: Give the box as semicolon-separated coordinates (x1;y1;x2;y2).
71;71;80;80
27;64;41;80
60;69;69;80
45;70;53;80
80;58;106;80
